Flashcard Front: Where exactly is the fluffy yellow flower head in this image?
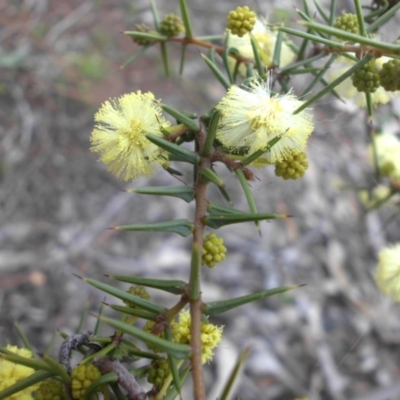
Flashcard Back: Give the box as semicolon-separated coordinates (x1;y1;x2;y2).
328;56;398;107
369;133;400;179
172;310;223;364
91;91;170;181
375;243;400;301
215;77;314;162
0;345;38;400
227;17;295;75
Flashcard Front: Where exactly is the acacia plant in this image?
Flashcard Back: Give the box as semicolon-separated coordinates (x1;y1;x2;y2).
1;0;400;399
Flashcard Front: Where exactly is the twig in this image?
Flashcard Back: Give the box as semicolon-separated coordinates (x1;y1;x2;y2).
94;358;147;400
189;125;211;400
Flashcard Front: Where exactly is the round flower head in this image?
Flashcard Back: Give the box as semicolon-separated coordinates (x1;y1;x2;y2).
215;77;314;162
374;243;400;301
328;56;398;107
34;379;68;400
71;364;102;400
172;310;223;364
147;357;170;390
91;91;170;181
0;345;38;400
227;18;295;76
368;133;400;179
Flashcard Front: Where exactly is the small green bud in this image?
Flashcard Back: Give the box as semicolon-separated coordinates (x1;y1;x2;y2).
143;320;163;352
159;13;185;37
351;60;380;93
227;6;256;37
147;358;170;390
379;59;400;91
132;23;155;46
123;285;151;308
333;13;359;35
33;379;68;400
275;151;309;180
202;233;227;268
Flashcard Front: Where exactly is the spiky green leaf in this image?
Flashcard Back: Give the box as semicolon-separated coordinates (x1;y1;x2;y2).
204;286;303;315
115;219;194;237
107;275;186;295
146;134;200;165
126;185;194;203
81;278;165;314
205;212;287;229
98;316;191;359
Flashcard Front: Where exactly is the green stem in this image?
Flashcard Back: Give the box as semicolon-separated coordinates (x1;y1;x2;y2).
353;0;367;37
179;0;193;37
298;21;400;54
367;2;400;32
329;0;337;26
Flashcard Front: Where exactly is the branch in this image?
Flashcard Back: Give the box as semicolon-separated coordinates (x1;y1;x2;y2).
94;358;147;400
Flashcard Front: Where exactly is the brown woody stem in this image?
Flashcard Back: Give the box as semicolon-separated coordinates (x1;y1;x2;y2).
188;124;211;400
94;358;146;400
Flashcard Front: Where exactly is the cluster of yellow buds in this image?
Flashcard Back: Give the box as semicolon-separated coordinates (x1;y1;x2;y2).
333;13;359;34
171;310;223;364
379;59;400;91
351;60;381;93
159;13;185;37
275;152;309;180
202;233;227;268
124;285;151;308
227;6;256;37
71;364;103;400
34;379;68;400
0;345;39;399
147;357;170;390
132;23;154;46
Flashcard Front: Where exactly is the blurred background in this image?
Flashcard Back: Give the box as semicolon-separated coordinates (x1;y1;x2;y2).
1;1;400;399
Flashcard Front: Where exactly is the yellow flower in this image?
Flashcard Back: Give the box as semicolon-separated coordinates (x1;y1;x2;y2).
0;345;38;400
227;17;295;75
369;133;400;179
90;91;170;181
328;56;398;107
71;364;102;400
375;243;400;301
215;77;314;162
172;310;223;364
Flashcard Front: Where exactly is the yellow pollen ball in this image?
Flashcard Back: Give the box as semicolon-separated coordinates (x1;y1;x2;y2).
90;91;170;181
